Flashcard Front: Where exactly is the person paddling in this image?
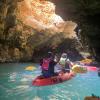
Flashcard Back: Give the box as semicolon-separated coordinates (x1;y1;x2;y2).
40;52;57;78
58;53;73;73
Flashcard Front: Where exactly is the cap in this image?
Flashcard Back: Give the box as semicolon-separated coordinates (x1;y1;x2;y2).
61;53;67;58
47;51;53;58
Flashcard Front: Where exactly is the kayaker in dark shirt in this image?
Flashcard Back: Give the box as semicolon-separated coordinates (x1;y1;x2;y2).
40;52;57;78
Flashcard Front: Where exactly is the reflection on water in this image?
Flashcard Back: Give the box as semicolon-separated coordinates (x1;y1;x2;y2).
0;63;100;100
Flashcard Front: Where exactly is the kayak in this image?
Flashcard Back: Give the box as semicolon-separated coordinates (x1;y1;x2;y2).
72;63;98;72
72;65;87;73
32;72;75;86
86;66;97;71
25;66;36;71
84;96;100;100
80;58;93;65
72;65;98;73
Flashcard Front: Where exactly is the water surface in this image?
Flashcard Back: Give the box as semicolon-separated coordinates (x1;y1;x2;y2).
0;63;100;100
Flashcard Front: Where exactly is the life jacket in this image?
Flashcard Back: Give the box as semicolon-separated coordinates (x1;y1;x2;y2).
59;57;67;67
42;58;51;70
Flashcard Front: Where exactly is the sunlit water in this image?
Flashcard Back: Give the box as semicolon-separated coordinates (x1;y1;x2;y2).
0;63;100;100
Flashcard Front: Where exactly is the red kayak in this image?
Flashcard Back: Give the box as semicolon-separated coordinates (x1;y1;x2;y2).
86;66;97;71
32;72;75;86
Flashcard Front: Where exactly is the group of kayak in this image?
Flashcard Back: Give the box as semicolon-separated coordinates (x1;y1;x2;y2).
32;52;99;86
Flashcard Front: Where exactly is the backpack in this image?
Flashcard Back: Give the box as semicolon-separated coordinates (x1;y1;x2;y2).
42;58;51;70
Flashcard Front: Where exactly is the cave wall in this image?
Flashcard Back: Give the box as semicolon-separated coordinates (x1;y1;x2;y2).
0;0;92;62
0;0;33;62
50;0;100;61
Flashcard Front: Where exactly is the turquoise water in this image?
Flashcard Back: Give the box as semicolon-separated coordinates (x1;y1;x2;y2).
0;63;100;100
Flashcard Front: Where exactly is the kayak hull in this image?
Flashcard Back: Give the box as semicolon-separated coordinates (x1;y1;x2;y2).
84;96;100;100
32;72;75;86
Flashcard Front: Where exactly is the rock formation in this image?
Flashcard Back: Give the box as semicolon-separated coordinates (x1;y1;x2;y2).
0;0;83;62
